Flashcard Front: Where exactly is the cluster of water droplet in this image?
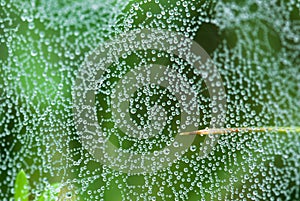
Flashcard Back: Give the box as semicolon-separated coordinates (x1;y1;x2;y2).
0;0;299;200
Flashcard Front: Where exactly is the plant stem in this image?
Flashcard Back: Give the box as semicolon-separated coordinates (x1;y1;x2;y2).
179;127;300;136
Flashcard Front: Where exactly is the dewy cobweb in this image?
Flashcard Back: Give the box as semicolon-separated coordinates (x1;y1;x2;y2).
0;0;300;200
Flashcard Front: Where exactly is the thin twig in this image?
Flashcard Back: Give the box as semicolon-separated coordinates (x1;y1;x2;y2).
179;127;300;136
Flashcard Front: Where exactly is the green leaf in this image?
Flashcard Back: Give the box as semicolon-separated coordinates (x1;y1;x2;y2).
37;183;78;201
37;183;61;201
14;170;29;201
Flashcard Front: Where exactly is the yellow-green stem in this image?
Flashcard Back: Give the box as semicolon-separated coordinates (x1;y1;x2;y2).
180;127;300;136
